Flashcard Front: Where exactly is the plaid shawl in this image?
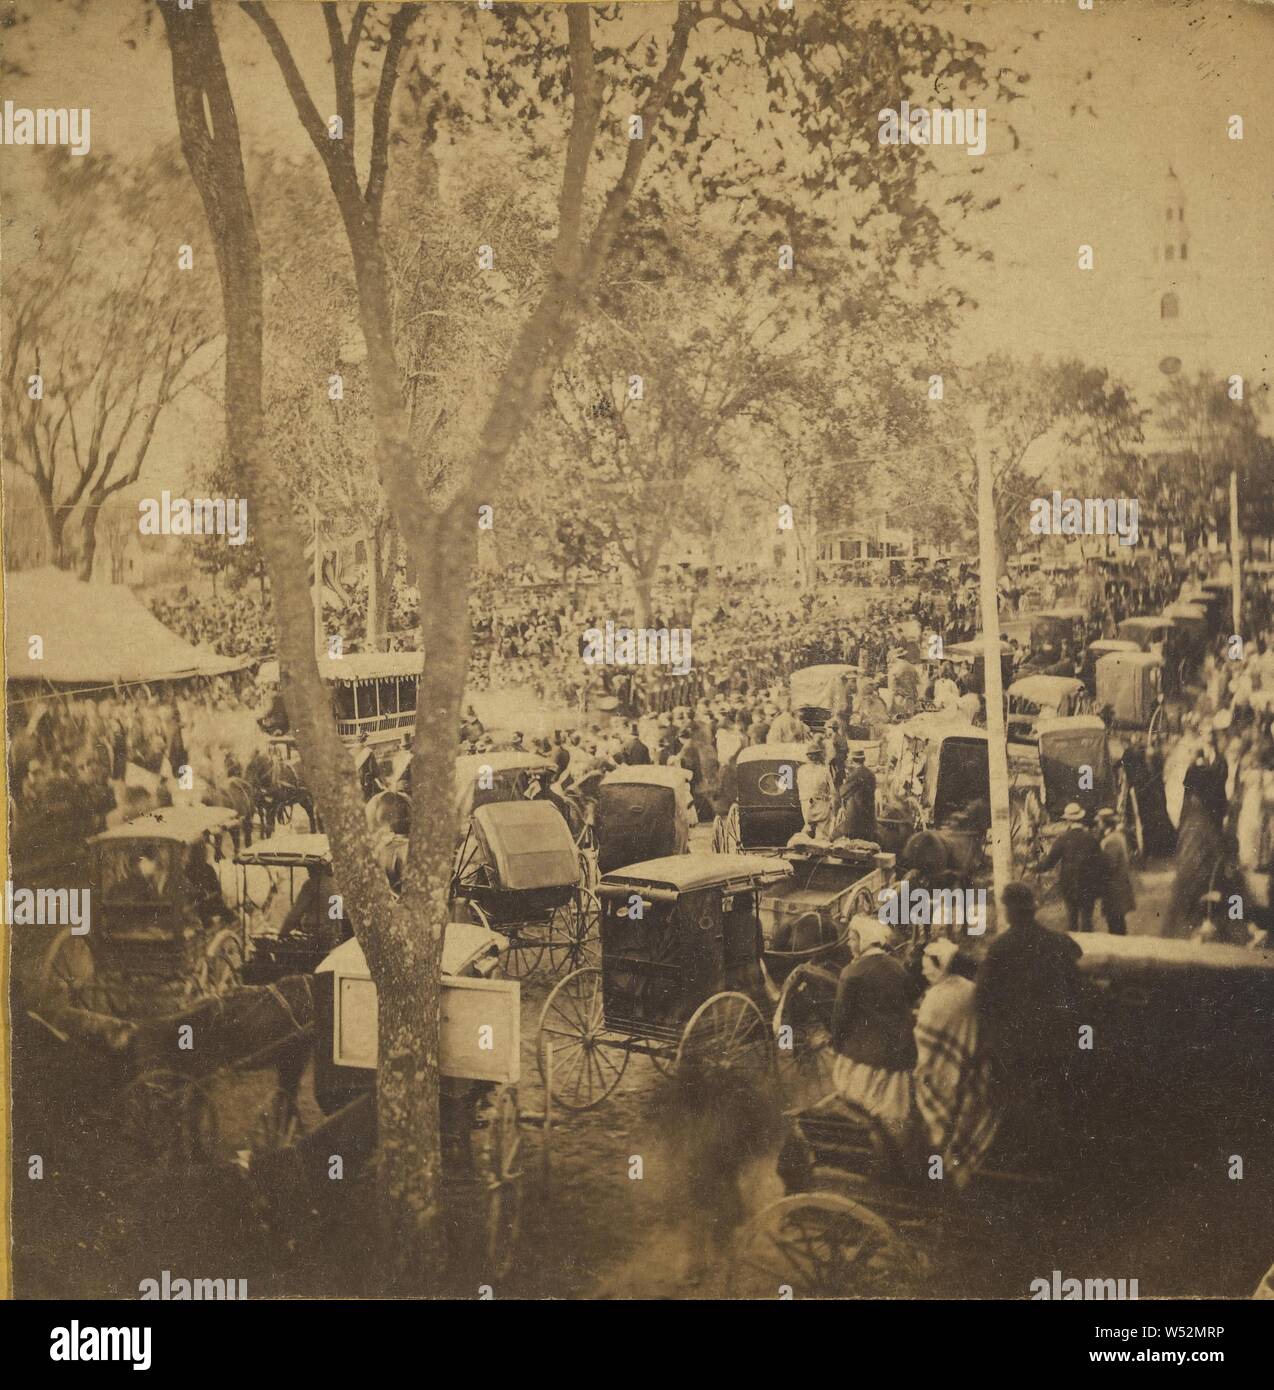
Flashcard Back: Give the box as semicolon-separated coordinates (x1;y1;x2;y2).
914;975;1000;1182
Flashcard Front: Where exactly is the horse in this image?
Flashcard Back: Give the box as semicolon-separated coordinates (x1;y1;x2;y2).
245;746;315;838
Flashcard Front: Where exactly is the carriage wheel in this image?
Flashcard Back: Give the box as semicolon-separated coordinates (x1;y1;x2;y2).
1147;703;1163;747
251;1087;305;1155
204;929;244;998
546;889;601;975
537;968;630;1111
677;991;774;1083
468;901;544;979
646;1043;679;1077
483;1086;524;1281
578;846;600;895
35;928;104;1015
118;1070;219;1179
712;805;741;854
772;969;834;1095
728;1193;924;1299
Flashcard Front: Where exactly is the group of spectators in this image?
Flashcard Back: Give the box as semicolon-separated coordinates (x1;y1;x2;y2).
818;877;1089;1188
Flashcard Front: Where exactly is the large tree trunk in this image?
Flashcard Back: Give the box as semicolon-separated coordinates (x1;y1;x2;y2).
162;2;440;1289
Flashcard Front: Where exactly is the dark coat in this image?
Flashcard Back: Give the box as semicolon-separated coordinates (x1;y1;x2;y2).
1039;825;1107;905
830;951;917;1071
840;763;877;840
976;920;1082;1092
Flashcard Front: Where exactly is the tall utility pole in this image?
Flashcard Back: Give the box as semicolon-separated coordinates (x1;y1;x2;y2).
975;423;1014;919
1230;468;1242;638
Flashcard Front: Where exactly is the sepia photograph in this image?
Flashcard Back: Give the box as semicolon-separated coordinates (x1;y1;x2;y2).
1;0;1273;1333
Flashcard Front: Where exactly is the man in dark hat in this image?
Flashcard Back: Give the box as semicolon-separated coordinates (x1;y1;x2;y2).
1037;803;1107;932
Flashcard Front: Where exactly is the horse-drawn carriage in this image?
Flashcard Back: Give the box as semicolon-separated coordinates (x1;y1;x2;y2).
453;750;558;822
232;831;355;984
1161;602;1210;689
1081;638;1139;693
713;743;808;854
536;854;795;1110
1030;606;1088;664
729;934;1274;1298
939;638;1013;695
451;800;599;979
876;718;991;866
1015;715;1117;866
595;764;691;875
1095;649;1165;741
34;805;248;1024
1005;674;1091;745
790;664;857;731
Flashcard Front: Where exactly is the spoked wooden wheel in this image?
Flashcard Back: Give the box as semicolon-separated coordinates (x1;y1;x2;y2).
677;991;774;1082
712;805;741;854
546;889;600;975
204;929;244;998
118;1070;218;1178
537;967;629;1111
35;928;104;1014
772;969;834;1095
469;900;543;979
483;1086;524;1281
647;1042;679;1077
728;1193;924;1299
251;1088;304;1155
578;846;600;895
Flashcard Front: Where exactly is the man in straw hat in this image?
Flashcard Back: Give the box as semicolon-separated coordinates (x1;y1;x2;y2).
1038;802;1107;933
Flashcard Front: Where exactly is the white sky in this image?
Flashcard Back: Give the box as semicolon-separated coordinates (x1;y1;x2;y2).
1;0;1271;495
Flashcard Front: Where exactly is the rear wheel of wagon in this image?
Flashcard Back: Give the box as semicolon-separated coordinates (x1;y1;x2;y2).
537;967;629;1111
677;991;773;1083
483;1086;523;1281
772;967;834;1096
35;928;103;1015
469;900;543;979
118;1070;218;1179
728;1193;924;1299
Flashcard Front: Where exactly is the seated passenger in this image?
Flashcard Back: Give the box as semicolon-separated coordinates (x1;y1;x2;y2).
829;918;918;1158
913;938;999;1188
